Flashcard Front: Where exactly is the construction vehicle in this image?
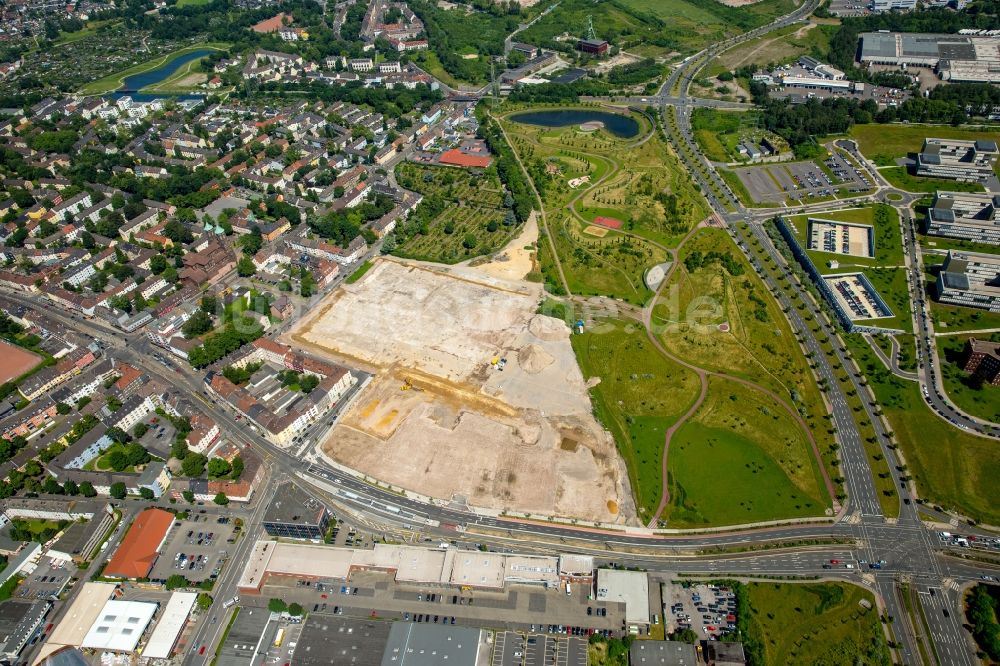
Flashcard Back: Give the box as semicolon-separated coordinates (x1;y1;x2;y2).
401;378;423;392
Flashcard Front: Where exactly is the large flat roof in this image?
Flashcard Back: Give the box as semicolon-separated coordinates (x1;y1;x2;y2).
38;582;118;660
381;623;484;666
596;569;650;625
104;508;174;579
80;599;158;652
238;542;567;593
141;592;197;659
297;617;391;666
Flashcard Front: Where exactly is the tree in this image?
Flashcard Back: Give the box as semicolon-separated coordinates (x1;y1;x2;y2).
213;492;229;506
182;311;214;338
133;423;149;439
230;456;244;480
288;603;304;616
300;374;320;393
150;255;168;274
237;256;256;277
201;295;217;315
42;477;64;495
107;426;130;443
79;481;96;497
165;574;188;590
207;458;232;479
182;453;207;477
462;233;477;250
107;449;129;472
64;480;79;496
240;227;263;256
268;598;287;613
55;402;71;415
109;482;127;499
197;593;213;610
139;487;155;500
182;490;195;503
126;442;150;467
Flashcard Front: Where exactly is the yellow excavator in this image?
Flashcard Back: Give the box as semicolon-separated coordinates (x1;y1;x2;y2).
400;377;424;392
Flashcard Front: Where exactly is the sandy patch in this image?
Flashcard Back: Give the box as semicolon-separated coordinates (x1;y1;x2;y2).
469;213;539;282
0;339;42;385
583;225;608;237
291;258;633;523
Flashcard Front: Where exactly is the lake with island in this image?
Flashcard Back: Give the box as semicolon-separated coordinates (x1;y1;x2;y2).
509;109;640;138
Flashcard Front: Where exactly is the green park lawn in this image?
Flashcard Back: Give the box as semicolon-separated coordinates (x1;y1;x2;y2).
80;43;228;94
665;377;830;527
571;319;700;521
745;582;889;666
847;333;1000;524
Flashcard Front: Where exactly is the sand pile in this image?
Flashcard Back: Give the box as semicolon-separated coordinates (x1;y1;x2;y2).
518;343;554;374
528;315;568;341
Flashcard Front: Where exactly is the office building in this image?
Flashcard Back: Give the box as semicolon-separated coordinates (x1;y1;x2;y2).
926;191;1000;244
935;249;1000;312
917;138;998;182
859;32;1000;83
962;338;1000;385
262;484;329;540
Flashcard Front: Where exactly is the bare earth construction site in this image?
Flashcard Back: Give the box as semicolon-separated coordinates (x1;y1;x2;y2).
288;258;633;524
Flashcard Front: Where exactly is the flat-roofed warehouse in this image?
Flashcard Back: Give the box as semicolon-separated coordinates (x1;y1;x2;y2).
927;191;1000;244
917;138;999;182
596;569;650;626
80;599;158;653
381;623;488;666
33;582;118;665
141;592;197;660
935;249;1000;311
237;541;564;593
859;32;1000;83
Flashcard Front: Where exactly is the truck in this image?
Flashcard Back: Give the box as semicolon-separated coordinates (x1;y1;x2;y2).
222;596;239;609
273;628;285;648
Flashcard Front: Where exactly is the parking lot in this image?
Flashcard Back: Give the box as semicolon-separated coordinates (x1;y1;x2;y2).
148;516;236;583
493;631;587;666
735;157;871;205
17;555;72;601
827;0;868;16
664;582;738;641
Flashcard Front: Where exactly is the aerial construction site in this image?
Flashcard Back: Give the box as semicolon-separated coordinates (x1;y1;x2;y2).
286;257;633;524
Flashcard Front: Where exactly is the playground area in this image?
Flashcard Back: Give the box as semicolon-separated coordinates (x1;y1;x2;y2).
288;258;632;523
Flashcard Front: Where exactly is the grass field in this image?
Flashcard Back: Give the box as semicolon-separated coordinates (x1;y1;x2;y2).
850;124;1000;166
177;0;213;6
937;333;1000;423
745;582;889;666
880;166;986;194
846;332;1000;524
391;162;517;264
80;43;228;94
345;260;374;284
653;228;841;505
572;319;700;520
52;19;118;46
710;22;833;73
666;376;829;526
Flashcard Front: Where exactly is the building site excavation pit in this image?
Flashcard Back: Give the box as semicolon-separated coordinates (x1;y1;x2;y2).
286;257;634;524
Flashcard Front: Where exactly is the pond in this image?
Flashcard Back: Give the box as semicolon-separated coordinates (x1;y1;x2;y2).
509;109;640;138
111;48;215;100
